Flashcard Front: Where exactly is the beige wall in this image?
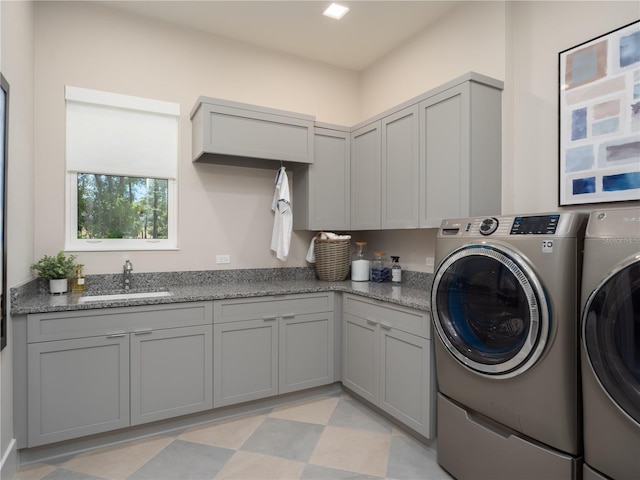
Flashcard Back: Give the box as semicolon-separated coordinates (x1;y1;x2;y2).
1;0;35;476
359;1;506;119
33;2;360;275
505;1;638;214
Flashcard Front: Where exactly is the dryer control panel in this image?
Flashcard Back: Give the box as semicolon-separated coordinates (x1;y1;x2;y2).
441;213;575;237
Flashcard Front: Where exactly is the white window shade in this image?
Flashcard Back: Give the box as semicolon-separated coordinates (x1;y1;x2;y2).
66;86;180;179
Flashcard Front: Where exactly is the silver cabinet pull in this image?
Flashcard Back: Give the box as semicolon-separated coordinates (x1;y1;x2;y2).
263;316;277;321
106;333;126;338
133;329;152;335
379;322;392;330
366;318;378;326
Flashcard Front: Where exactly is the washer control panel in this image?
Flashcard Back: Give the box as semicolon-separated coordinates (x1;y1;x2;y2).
441;214;566;237
510;214;560;235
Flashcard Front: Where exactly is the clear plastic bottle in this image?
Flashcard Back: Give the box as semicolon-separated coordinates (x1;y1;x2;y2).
370;252;390;283
351;242;370;281
391;256;402;283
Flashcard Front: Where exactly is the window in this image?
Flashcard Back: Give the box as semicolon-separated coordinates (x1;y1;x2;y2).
65;87;180;250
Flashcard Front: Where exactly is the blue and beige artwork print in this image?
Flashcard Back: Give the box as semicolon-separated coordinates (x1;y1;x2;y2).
603;172;640;191
571;108;588;140
572;177;596;195
561;21;640;204
619;30;640;68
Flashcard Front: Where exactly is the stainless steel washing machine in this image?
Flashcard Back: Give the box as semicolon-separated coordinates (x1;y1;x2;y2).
581;206;640;480
431;212;586;480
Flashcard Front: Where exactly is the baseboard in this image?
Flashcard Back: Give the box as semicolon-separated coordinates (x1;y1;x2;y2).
1;438;18;480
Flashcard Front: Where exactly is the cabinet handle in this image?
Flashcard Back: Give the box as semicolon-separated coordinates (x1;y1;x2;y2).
263;316;277;321
133;329;152;335
107;333;126;338
366;318;378;325
281;313;296;319
379;322;392;330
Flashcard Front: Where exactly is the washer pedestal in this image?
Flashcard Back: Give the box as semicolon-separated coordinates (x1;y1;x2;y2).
437;393;581;480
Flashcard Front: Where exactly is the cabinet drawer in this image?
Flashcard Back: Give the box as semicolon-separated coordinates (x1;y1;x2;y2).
27;302;213;343
214;293;334;324
343;294;431;339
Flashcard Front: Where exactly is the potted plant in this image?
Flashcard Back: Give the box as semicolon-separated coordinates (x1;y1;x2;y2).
31;251;78;294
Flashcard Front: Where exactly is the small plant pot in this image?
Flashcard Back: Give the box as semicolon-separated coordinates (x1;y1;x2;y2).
49;278;68;295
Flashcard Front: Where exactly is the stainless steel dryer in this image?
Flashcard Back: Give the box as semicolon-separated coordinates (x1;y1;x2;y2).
431;212;586;480
581;206;640;480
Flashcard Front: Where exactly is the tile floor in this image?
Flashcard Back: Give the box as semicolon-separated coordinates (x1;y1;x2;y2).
16;392;453;480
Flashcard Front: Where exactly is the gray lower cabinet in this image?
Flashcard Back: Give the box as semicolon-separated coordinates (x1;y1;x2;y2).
130;325;213;425
23;302;213;447
213;293;335;408
213;318;279;407
342;294;435;438
27;334;130;447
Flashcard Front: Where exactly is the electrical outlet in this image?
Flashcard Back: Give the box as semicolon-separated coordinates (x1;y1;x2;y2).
425;257;435;274
216;254;231;264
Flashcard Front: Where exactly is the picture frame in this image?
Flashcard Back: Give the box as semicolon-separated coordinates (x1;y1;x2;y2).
558;20;640;206
0;72;8;351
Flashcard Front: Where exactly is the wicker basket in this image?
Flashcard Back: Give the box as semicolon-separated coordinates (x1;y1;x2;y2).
314;233;351;282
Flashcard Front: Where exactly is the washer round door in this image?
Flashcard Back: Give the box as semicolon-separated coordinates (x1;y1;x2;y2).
582;256;640;425
431;244;550;378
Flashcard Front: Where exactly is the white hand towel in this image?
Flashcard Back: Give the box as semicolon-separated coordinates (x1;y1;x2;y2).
271;167;292;261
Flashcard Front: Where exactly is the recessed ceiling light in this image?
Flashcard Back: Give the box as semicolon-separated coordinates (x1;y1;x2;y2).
323;3;349;20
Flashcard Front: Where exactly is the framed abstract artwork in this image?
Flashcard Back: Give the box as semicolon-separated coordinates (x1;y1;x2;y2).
559;20;640;205
0;72;8;351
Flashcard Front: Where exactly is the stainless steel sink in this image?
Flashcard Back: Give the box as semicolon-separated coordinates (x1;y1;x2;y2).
78;291;172;303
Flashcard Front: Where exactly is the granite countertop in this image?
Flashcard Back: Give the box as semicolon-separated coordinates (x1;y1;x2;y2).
10;268;432;315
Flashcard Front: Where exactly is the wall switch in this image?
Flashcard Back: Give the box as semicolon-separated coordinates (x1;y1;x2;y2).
216;254;231;264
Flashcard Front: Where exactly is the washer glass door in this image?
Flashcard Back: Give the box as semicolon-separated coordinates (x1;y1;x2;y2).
432;245;549;377
583;258;640;424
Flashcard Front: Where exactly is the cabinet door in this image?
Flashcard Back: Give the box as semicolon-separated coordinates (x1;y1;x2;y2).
419;84;469;227
279;312;334;394
193;102;314;164
381;105;419;229
293;127;351;231
379;327;435;438
213;319;278;407
350;122;381;230
130;325;213;425
27;335;129;447
342;313;378;404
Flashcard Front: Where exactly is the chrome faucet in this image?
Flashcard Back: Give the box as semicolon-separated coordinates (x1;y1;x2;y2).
123;260;133;290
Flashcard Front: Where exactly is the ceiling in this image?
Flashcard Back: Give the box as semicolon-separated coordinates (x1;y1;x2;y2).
98;1;462;71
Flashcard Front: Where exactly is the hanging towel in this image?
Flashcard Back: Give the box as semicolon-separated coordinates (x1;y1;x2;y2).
271;166;292;261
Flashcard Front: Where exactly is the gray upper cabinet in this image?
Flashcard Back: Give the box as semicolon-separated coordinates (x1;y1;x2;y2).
350;104;419;231
350;121;381;230
419;78;502;227
191;97;315;167
381;105;420;229
293;125;350;231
